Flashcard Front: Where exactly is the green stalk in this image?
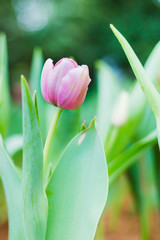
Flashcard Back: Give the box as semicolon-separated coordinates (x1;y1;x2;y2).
43;108;62;175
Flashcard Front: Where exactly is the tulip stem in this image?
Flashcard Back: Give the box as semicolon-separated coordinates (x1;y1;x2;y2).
43;108;62;176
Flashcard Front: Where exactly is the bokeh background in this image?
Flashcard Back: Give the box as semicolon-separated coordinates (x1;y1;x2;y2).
1;0;160;86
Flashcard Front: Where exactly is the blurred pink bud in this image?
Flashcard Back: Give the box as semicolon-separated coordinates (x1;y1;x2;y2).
41;58;91;110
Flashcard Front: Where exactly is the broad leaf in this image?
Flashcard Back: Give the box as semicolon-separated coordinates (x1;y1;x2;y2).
21;75;48;240
46;119;108;240
0;136;25;240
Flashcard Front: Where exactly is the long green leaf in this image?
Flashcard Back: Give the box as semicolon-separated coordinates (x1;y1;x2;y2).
110;24;160;147
21;75;48;240
108;130;157;183
46;119;108;240
29;47;48;140
105;36;160;160
0;136;25;240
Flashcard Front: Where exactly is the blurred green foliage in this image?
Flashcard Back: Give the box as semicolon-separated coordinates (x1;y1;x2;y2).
0;0;160;84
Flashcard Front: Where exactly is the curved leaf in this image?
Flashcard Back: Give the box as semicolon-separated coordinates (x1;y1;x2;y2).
106;27;160;160
46;119;108;240
110;25;160;148
21;75;48;240
0;136;25;240
108;130;157;183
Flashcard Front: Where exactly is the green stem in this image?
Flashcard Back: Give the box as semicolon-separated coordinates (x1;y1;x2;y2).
43;108;62;174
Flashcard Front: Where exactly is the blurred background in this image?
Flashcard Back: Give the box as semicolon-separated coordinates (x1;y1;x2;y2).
1;0;160;87
1;0;160;240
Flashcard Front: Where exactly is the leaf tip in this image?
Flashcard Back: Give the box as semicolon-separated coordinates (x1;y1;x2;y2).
110;24;117;33
110;24;119;38
33;90;37;98
21;75;29;91
88;116;96;129
21;74;26;85
80;120;87;131
110;23;113;29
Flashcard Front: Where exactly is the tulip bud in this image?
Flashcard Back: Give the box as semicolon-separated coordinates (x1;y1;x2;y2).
41;58;91;110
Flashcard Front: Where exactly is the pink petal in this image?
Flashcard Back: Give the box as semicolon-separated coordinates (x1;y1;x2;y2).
41;58;53;103
82;65;91;84
47;58;75;104
57;66;90;110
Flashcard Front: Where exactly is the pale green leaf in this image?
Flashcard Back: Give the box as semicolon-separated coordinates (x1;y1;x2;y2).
108;130;157;184
0;136;25;240
29;47;48;140
46;119;108;240
106;26;160;160
21;75;48;240
110;24;160;118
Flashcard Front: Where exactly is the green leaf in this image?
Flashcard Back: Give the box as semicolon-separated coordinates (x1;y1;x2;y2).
0;33;10;137
46;119;108;240
29;47;48;140
108;130;157;184
96;61;121;141
21;75;48;240
110;24;160;147
106;27;160;160
33;90;40;125
0;136;25;240
111;25;160;117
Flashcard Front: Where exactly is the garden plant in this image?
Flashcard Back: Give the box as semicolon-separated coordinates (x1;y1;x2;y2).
0;24;160;240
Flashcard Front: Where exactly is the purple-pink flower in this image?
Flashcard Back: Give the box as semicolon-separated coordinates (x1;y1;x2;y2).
41;58;91;110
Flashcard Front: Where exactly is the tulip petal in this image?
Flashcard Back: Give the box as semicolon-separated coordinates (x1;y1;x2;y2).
41;58;53;103
47;58;76;104
57;67;90;110
82;65;91;84
41;58;91;110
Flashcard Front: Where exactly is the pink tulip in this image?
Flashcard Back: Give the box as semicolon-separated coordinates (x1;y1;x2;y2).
41;58;91;110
